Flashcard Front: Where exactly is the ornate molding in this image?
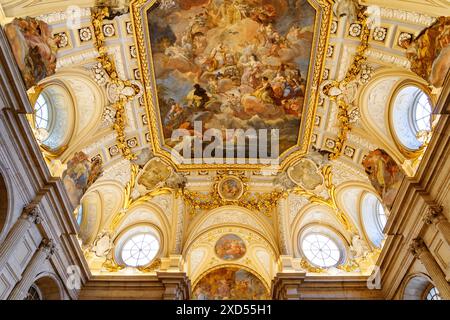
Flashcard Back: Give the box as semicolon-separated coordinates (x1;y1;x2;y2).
182;175;286;217
91;7;140;160
322;9;371;160
109;163;174;230
379;7;436;26
290;165;356;232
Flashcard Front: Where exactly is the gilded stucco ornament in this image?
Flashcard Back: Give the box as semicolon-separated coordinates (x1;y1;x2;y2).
299;258;325;273
287;158;324;191
182;174;286;217
92;231;114;257
349;234;370;260
333;0;360;22
321;8;371;160
290;164;357;232
91;7;141;160
137;258;161;273
109;162;176;230
130;0;333;171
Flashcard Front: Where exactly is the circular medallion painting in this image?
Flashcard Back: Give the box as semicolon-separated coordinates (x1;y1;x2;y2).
217;176;244;201
215;234;246;260
193;267;269;300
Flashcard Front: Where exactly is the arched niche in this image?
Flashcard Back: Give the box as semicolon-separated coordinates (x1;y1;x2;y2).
358;68;429;164
113;203;171;256
184;226;278;288
294;222;350;266
32;273;64;300
113;222;164;267
79;180;125;245
192;265;270;300
291;203;352;258
335;182;385;249
0;171;8;240
38;70;106;162
29;81;76;152
388;81;435;159
186;205;276;248
401;273;434;300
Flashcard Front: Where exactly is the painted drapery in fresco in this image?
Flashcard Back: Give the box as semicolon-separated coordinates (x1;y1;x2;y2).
193;267;269;300
4;17;59;89
362;149;405;209
402;16;450;88
147;0;315;156
62;152;103;208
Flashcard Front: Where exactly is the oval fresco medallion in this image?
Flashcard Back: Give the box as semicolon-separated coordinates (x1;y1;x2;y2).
215;234;246;260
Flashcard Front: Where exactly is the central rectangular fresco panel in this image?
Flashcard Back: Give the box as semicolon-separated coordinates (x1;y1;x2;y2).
136;0;329;169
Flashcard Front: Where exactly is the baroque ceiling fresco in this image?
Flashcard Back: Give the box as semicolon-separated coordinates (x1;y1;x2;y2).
134;0;331;169
1;0;449;300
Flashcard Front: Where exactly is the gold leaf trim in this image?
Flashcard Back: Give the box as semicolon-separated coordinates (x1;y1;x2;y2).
91;7;139;160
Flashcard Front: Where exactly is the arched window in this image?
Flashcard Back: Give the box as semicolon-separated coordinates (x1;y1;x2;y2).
413;91;432;132
298;225;347;269
301;233;341;268
392;86;433;150
33;94;51;130
361;193;387;248
425;286;442;300
376;200;387;232
24;284;42;300
75;205;83;226
30;84;74;150
121;233;159;267
114;225;161;268
0;172;8;238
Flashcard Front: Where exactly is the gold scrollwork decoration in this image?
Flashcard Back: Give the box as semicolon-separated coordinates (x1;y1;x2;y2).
299;259;325;273
137;258;161;273
182;175;286;217
102;257;125;272
109;163;174;230
91;7;139;160
324;10;370;160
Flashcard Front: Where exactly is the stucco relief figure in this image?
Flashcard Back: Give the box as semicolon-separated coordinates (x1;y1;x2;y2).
287;158;323;190
349;234;370;259
137;158;172;192
91;231;113;257
62;151;103;208
4;17;59;89
362;149;405;209
402;16;450;88
332;0;359;22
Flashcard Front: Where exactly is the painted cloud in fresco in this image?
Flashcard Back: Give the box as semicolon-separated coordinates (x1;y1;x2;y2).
147;0;315;156
193;267;269;300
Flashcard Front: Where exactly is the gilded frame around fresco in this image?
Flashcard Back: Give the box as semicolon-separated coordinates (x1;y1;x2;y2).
130;0;334;172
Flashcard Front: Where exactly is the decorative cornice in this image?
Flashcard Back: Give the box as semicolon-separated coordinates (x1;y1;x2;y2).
379;8;436;26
